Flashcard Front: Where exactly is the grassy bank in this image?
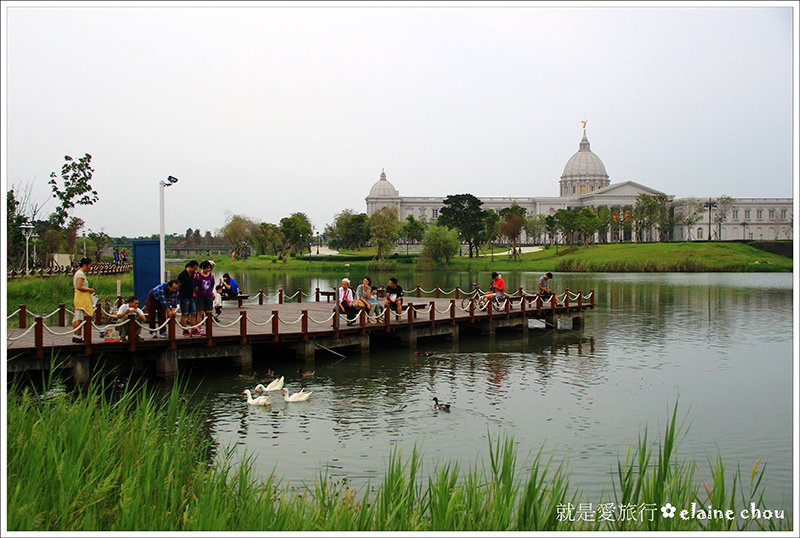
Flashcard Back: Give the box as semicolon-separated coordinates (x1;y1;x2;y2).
5;274;133;323
186;242;792;274
7;377;791;531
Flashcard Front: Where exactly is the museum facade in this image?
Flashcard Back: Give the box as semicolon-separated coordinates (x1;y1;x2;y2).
365;130;793;242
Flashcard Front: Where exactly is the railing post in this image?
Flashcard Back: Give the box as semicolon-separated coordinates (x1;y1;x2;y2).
578;290;583;308
316;287;320;302
487;298;493;319
259;290;264;306
469;299;475;320
536;295;542;314
19;305;27;329
415;286;421;298
169;316;177;350
301;310;308;340
272;310;280;341
564;288;570;308
430;301;436;323
521;295;527;313
279;289;284;304
455;286;460;299
435;286;441;299
550;294;557;311
59;304;66;327
94;306;102;325
407;302;414;324
504;298;510;314
240;311;248;345
590;289;595;307
34;316;44;359
83;318;92;356
384;305;391;332
204;314;213;347
298;289;302;303
450;300;455;324
360;308;366;334
333;307;340;337
128;313;136;352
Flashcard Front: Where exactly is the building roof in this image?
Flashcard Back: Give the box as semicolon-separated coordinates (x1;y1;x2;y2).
561;131;609;180
367;169;400;198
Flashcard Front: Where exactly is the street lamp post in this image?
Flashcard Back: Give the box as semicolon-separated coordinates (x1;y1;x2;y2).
316;231;320;255
21;223;34;273
32;233;39;268
704;198;717;241
159;175;179;281
82;231;87;258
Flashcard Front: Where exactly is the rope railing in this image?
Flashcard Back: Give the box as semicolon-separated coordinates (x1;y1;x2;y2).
44;324;83;336
176;316;208;331
278;313;305;325
7;324;36;341
7;309;21;319
212;314;244;329
283;290;303;300
247;314;275;327
308;311;337;324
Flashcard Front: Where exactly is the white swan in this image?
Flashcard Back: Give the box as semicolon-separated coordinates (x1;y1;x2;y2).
242;389;271;406
281;387;312;402
254;377;284;393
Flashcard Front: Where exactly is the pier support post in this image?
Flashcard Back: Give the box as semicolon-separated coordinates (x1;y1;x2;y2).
359;334;370;354
72;356;91;385
233;345;253;371
294;340;316;360
156;349;178;380
399;328;417;347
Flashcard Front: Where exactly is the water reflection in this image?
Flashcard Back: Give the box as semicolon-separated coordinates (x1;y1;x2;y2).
139;272;795;509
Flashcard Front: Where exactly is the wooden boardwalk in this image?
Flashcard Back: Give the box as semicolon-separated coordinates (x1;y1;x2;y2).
7;288;594;380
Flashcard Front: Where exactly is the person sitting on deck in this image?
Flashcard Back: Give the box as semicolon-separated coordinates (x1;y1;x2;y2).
146;280;180;338
488;271;506;300
219;273;239;299
538;272;554;301
116;295;147;341
338;278;358;326
384;277;404;317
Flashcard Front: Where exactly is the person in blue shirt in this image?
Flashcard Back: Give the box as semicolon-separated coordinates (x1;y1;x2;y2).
145;279;180;338
220;273;239;299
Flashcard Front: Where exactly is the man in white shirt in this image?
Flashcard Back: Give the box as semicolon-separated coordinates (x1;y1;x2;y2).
116;296;147;341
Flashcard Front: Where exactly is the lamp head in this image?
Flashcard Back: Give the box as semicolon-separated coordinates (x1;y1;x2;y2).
167;175;178;184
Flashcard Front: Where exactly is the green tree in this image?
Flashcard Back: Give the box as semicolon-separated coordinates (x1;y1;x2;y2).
48;153;97;228
419;225;460;266
544;215;557;247
576;207;600;246
554;209;578;244
220;214;256;253
713;195;735;240
6;189;26;266
328;210;371;250
279;212;313;256
369;206;401;259
525;214;547;245
438;194;485;257
478;209;500;256
400;214;427;254
675;198;705;240
498;204;527;259
596;207;612;243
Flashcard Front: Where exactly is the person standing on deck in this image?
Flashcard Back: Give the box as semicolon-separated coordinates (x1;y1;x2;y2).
71;257;95;343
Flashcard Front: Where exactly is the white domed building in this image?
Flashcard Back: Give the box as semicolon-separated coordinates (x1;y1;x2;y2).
365;128;792;242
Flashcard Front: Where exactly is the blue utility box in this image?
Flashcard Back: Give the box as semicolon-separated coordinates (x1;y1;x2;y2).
133;240;160;305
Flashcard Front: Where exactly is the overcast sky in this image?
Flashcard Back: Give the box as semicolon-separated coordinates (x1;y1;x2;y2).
2;1;797;238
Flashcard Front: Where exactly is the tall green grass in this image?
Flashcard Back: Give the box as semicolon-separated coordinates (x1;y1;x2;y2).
6;378;792;531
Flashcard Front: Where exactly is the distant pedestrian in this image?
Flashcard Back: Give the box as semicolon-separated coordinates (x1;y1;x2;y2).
71;257;95;343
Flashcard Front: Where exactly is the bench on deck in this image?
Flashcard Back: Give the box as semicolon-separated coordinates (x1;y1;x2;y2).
222;294;250;307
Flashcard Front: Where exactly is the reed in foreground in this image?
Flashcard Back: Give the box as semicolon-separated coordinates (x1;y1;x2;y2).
6;379;792;531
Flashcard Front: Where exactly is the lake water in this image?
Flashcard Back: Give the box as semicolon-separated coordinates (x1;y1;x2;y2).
172;270;794;511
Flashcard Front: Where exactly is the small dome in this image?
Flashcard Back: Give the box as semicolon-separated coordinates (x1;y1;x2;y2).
561;132;608;180
368;169;399;197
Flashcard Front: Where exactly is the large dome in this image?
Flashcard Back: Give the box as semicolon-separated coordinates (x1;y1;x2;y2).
559;131;610;197
561;133;608;179
368;170;399;197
